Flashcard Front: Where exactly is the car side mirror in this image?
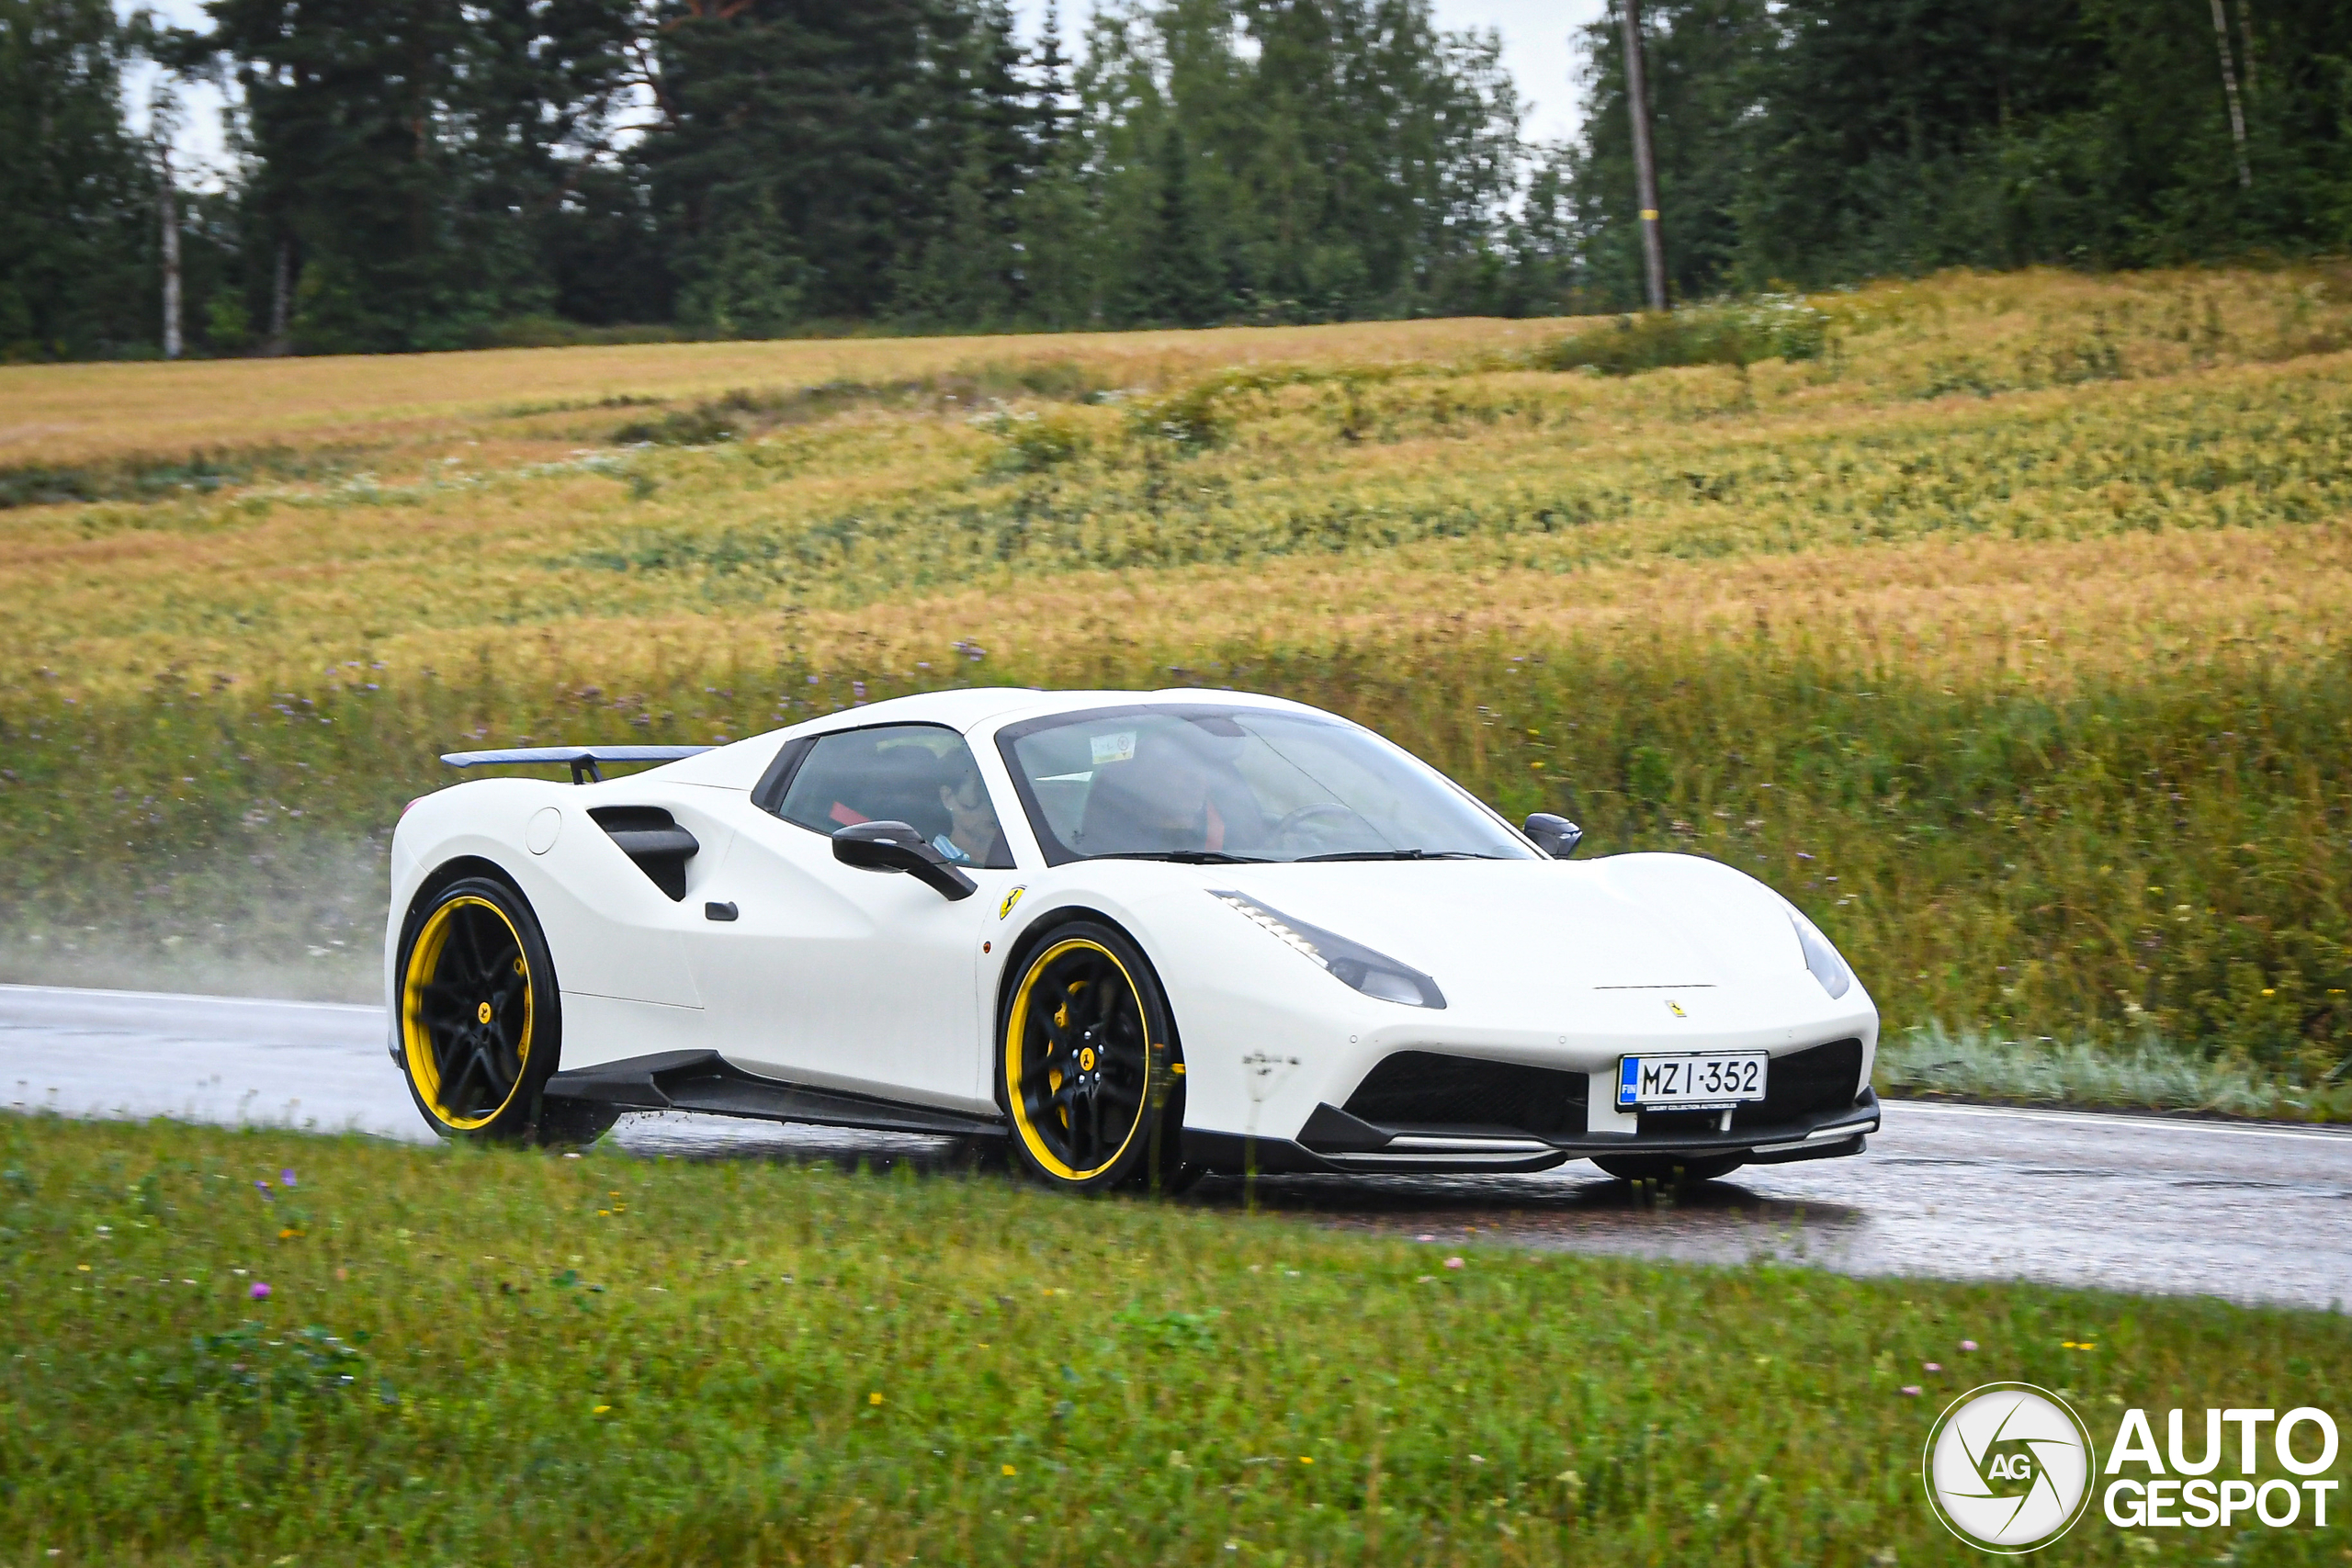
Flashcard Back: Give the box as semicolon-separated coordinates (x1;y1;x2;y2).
1524;812;1583;859
831;820;978;901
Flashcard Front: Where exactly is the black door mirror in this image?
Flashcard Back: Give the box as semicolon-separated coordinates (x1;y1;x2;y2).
831;820;978;901
1524;813;1583;859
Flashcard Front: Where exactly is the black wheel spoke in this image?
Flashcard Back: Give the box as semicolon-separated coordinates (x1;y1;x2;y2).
1091;975;1125;1029
469;908;503;983
439;1043;482;1111
481;1039;518;1099
420;997;472;1029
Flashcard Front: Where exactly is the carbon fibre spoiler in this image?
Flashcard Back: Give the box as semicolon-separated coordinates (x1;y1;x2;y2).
439;745;714;785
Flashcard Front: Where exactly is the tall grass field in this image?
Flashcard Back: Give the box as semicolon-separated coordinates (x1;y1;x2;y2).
5;265;2352;1110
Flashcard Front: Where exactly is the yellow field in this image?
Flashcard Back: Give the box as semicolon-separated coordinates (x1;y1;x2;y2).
0;317;1543;467
2;260;2348;701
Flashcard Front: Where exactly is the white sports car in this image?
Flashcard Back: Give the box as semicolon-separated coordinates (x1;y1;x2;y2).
388;687;1879;1190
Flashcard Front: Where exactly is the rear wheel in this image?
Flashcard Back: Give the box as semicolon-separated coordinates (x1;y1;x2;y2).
1592;1153;1746;1186
999;922;1184;1193
396;876;560;1141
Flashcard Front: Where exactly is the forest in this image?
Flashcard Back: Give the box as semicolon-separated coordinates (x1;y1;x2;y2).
5;0;2349;360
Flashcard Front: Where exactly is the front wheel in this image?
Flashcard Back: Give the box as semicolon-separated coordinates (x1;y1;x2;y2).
998;921;1183;1193
1592;1153;1746;1186
395;875;560;1141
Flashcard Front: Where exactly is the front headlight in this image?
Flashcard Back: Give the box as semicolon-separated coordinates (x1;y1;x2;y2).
1211;890;1447;1009
1789;908;1853;999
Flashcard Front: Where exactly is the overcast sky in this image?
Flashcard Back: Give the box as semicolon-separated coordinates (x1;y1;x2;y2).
132;0;1606;186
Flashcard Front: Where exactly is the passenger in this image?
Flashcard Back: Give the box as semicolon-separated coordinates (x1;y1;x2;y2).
933;754;1004;866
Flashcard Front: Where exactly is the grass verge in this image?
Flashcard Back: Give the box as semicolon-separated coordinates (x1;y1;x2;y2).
1877;1025;2352;1121
4;1115;2346;1565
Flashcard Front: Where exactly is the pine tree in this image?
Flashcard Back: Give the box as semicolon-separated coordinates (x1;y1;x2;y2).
0;0;155;357
1141;121;1221;326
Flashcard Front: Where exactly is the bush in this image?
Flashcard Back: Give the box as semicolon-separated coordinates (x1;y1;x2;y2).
1537;293;1832;375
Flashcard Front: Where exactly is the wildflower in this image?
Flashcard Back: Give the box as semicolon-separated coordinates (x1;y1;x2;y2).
1923;1362;1942;1372
1959;1339;1978;1351
1899;1385;1922;1396
254;1180;273;1200
249;1281;272;1301
280;1169;297;1188
1444;1257;1465;1269
1297;1455;1312;1464
594;1404;611;1416
869;1392;884;1406
1469;1454;1486;1464
1001;1464;1018;1477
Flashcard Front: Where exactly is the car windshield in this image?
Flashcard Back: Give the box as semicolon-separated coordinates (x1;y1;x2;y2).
997;705;1535;865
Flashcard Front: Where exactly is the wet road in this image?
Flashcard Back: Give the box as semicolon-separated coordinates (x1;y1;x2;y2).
6;982;2347;1312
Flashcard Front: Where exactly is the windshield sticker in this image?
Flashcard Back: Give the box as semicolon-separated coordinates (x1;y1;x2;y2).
1090;731;1136;765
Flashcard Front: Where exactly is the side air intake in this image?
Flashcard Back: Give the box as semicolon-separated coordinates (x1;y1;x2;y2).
588;806;699;900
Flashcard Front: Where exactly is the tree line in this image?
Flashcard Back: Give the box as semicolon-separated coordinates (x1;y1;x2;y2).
4;0;2346;361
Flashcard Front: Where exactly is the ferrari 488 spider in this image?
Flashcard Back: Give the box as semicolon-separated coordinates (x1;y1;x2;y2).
388;687;1879;1190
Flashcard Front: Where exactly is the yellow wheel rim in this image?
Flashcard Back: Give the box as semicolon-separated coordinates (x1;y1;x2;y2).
401;895;534;1130
1004;938;1156;1181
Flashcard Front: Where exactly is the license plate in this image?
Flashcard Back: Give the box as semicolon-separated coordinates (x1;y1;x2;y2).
1617;1052;1769;1109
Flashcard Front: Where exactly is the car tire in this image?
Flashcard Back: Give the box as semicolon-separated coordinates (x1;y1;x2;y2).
394;874;562;1142
997;919;1185;1194
1592;1153;1746;1186
533;1097;620;1147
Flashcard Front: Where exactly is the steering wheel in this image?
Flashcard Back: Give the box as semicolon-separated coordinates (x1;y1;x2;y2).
1272;801;1370;845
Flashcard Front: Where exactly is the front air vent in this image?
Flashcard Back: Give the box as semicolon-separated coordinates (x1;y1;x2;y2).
1342;1051;1589;1138
1730;1037;1865;1131
588;806;699;901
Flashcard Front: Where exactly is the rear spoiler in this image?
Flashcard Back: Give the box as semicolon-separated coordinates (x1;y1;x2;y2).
440;745;714;785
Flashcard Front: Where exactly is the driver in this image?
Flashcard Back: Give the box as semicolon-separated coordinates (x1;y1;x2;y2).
1080;727;1261;855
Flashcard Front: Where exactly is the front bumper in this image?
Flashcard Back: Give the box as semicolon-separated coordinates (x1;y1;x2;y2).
1182;1056;1882;1177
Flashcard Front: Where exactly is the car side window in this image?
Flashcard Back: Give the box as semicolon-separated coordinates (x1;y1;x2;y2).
775;724;1014;870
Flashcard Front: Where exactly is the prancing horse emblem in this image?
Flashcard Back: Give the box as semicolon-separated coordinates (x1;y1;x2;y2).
1667;999;1688;1018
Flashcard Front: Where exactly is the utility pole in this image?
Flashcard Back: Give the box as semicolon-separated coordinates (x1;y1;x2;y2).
151;85;183;360
2209;0;2252;188
159;143;182;361
1619;0;1668;310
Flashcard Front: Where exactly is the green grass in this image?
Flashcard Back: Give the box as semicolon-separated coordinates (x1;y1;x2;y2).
1877;1024;2352;1118
3;1115;2346;1565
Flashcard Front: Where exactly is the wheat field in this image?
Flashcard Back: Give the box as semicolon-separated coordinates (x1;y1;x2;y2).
4;265;2350;1093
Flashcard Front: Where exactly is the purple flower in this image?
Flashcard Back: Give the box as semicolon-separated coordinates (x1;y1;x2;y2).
254;1181;273;1200
1899;1385;1922;1397
1444;1257;1465;1270
1960;1339;1979;1351
280;1169;297;1188
249;1281;272;1301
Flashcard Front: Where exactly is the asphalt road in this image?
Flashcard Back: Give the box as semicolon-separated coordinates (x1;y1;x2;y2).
6;982;2346;1313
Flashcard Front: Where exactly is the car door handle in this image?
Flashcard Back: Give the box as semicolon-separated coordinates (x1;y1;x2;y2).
705;901;739;922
